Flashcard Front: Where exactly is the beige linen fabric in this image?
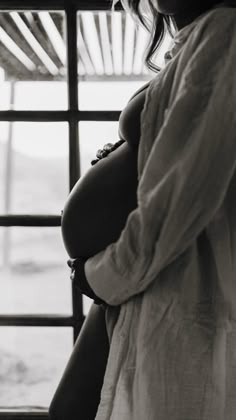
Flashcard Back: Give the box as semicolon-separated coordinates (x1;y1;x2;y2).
85;7;236;420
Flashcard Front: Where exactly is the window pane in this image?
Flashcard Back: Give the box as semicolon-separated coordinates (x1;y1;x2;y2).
79;121;119;175
0;227;71;315
79;80;148;110
0;11;67;110
0;327;72;408
83;295;93;316
0;122;69;215
77;11;171;109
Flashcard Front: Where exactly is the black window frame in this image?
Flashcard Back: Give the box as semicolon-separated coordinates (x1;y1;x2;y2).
0;1;122;418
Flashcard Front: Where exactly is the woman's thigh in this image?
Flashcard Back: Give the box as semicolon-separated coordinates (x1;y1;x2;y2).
49;303;110;420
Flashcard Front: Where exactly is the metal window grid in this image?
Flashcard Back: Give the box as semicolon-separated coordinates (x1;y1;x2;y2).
0;1;122;418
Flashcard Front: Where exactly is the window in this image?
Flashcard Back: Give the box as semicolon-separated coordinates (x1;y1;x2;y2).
0;1;170;418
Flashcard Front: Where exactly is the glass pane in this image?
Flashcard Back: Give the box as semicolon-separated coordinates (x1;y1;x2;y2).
79;121;119;176
0;227;72;315
77;11;172;109
0;327;72;408
0;123;9;214
83;295;93;316
0;11;67;110
0;122;69;215
14;81;67;111
79;80;149;110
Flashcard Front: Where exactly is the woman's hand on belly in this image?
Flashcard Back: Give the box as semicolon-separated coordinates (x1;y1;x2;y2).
91;140;125;166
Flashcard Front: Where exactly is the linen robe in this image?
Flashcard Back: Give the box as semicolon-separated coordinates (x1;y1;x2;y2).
85;6;236;419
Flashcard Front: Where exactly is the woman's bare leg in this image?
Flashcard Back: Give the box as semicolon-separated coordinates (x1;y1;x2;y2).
49;303;109;420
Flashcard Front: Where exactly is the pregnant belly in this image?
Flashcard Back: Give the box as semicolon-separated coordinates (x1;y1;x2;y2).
61;142;138;258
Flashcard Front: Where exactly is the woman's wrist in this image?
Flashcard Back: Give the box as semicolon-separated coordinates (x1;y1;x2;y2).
68;258;105;305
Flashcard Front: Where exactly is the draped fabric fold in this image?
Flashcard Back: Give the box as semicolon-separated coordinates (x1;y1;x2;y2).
85;7;236;420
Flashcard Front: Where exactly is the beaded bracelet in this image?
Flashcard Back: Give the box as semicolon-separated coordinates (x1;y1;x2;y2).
91;139;126;166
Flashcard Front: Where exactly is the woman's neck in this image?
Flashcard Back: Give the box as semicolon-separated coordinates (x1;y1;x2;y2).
172;2;224;30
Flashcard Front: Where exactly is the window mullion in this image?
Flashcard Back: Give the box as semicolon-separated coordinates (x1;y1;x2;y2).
66;5;80;189
0;110;69;122
66;5;83;343
0;110;120;122
0;314;83;328
0;215;61;226
0;411;49;420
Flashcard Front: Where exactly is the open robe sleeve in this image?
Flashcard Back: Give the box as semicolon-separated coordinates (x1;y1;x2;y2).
85;11;236;306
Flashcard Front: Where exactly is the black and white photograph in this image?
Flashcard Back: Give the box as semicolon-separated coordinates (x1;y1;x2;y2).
0;1;236;419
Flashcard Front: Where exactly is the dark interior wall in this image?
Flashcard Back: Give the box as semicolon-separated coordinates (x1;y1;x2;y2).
0;0;121;10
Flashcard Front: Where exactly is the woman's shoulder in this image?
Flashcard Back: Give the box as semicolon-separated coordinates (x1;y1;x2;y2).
177;6;236;85
193;5;236;42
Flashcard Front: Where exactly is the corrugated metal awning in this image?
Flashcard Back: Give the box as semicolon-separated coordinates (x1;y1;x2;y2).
0;10;169;81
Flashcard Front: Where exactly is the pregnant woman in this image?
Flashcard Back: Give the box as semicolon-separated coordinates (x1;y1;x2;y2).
51;1;236;419
49;80;151;420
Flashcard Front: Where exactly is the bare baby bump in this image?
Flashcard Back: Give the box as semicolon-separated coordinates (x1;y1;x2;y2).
61;142;138;259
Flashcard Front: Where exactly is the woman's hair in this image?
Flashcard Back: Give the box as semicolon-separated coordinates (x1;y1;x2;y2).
121;1;173;73
115;0;236;73
131;1;173;73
